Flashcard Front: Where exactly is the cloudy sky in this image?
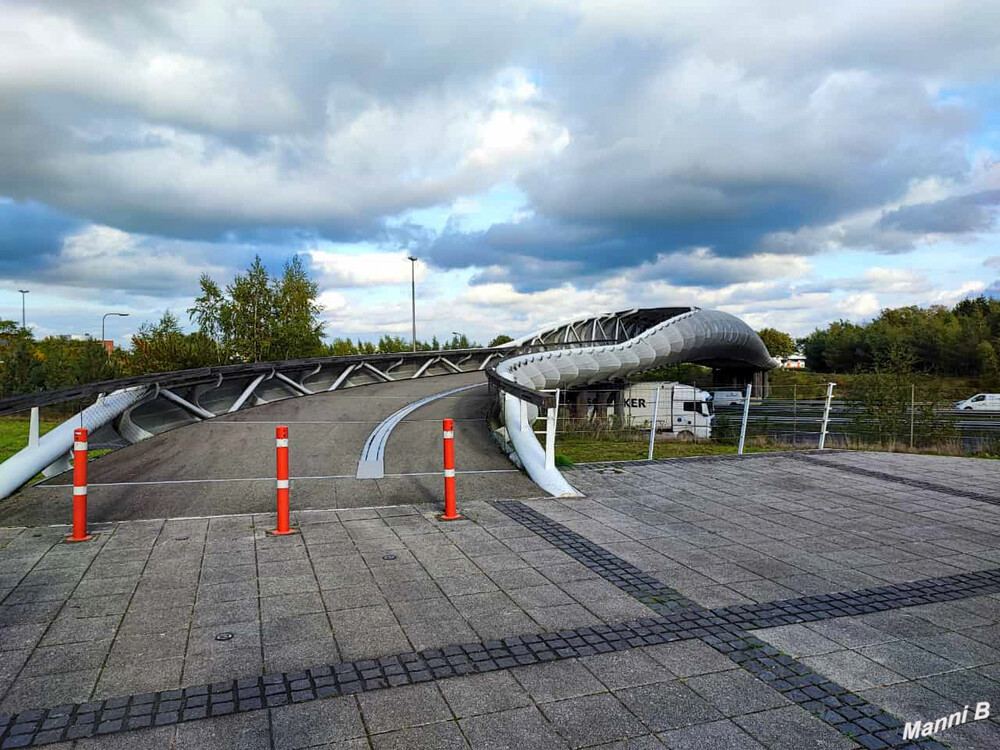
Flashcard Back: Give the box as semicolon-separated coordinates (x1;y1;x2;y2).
1;1;999;346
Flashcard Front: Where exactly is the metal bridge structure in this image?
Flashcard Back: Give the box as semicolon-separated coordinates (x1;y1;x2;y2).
489;307;779;496
0;306;778;501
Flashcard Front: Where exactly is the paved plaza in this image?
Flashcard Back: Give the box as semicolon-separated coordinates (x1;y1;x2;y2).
1;450;999;748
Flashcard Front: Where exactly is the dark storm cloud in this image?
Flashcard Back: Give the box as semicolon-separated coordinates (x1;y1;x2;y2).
1;1;999;298
877;190;1000;234
0;201;82;276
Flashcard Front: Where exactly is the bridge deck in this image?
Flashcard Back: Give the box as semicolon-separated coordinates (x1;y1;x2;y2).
0;373;542;525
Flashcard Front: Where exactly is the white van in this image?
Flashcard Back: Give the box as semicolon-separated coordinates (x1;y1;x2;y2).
711;390;746;406
955;393;1000;411
622;382;713;439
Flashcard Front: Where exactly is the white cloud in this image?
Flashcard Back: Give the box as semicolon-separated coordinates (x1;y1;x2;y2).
307;249;427;288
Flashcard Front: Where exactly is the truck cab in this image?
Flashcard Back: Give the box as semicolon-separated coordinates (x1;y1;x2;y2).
956;393;1000;411
622;382;713;439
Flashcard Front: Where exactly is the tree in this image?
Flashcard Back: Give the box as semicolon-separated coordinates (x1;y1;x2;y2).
489;334;513;347
272;256;325;359
225;256;276;362
128;311;219;374
756;328;796;358
975;341;999;376
188;255;326;364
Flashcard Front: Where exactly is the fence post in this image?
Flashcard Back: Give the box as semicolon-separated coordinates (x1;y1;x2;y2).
544;389;560;471
647;386;660;461
29;407;40;448
910;384;915;449
440;418;462;521
737;383;752;455
66;428;93;542
268;425;297;536
792;385;797;447
818;382;835;449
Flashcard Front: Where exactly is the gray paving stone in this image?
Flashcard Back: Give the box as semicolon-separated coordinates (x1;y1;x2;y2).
336;625;412;661
359;683;453;734
0;622;47;652
859;682;962;724
616;681;723;731
805;619;899;649
21;639;112;677
751;624;844;657
173;711;271;750
733;705;858;749
511;660;606;704
580;650;675;690
541;693;649;748
915;632;1000;668
917;668;1000;706
370;721;469;750
644;641;737;677
860;641;959;679
93;655;184;698
590;736;666;749
76;726;177;749
685;669;791;716
0;667;100;714
439;671;533;718
460;706;569;750
271;695;366;749
658;719;767;750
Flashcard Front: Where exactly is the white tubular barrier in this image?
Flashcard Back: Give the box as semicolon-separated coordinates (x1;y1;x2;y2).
503;393;581;497
0;386;151;500
495;308;778;498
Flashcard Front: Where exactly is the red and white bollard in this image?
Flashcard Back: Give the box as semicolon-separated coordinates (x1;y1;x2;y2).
268;425;297;536
439;418;462;521
66;428;93;542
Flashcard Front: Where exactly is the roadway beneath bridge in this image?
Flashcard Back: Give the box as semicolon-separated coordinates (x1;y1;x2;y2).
0;373;542;525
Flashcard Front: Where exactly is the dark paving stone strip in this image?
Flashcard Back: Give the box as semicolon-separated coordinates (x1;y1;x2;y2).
492;500;979;750
4;517;995;748
1;562;988;747
491;499;699;612
789;452;1000;505
717;633;947;750
0;615;681;748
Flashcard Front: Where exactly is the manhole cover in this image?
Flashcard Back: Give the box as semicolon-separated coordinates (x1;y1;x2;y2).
214;632;234;641
382;554;397;561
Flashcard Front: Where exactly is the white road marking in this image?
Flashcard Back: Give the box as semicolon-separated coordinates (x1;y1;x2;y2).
356;383;486;480
34;468;519;489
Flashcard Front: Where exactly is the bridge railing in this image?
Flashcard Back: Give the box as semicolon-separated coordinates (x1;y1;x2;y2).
0;347;511;417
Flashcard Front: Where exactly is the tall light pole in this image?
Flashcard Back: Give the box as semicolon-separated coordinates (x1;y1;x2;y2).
17;290;28;330
407;256;418;352
101;312;129;353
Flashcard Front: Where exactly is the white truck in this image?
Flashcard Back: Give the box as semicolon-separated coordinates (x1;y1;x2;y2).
955;393;1000;411
621;382;713;439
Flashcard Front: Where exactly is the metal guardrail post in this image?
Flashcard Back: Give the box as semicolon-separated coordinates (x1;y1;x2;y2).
819;382;836;449
647;386;660;461
544;389;560;470
910;384;915;449
737;383;752;455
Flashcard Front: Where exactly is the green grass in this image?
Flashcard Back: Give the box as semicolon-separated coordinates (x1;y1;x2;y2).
0;416;61;463
554;435;783;463
0;418;115;487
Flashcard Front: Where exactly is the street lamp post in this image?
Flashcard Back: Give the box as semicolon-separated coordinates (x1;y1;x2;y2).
101;312;130;353
17;290;28;330
407;256;418;352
